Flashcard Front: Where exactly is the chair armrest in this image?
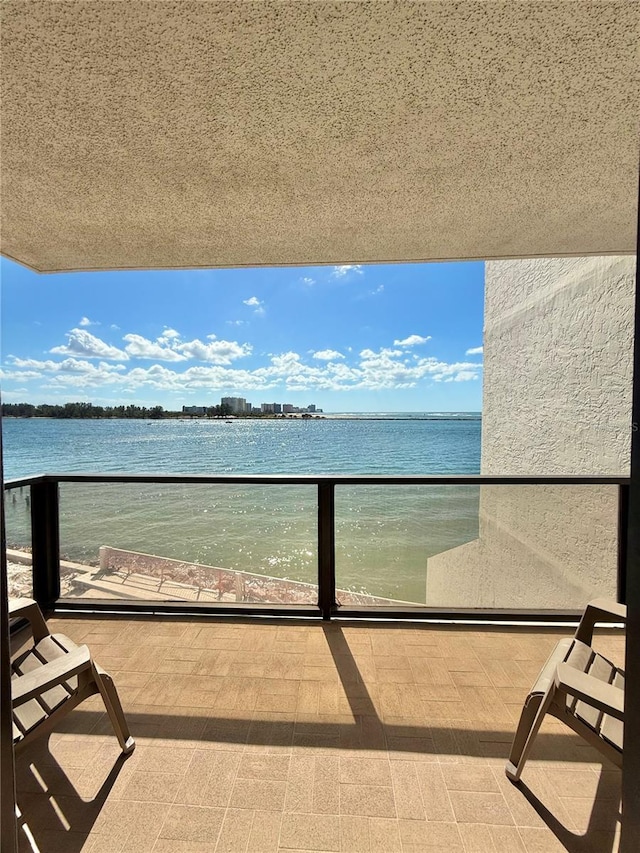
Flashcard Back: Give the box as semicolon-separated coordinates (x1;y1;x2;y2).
9;598;50;643
12;646;92;706
555;663;624;721
574;598;626;644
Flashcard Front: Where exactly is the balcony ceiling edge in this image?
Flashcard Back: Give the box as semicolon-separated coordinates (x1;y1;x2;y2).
1;1;639;272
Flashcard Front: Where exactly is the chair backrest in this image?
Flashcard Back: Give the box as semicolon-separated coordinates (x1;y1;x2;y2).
562;639;624;754
11;630;80;747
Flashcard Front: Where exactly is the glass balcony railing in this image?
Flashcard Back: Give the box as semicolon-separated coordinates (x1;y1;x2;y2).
57;482;318;605
3;483;33;599
3;473;628;618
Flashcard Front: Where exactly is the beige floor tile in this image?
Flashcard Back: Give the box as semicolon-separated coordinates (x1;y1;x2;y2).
319;682;344;713
340;757;392;787
369;817;401;852
43;737;106;769
387;735;438;758
398;819;464;851
390;761;426;820
292;732;341;753
544;767;602;799
414;764;455;822
257;693;301;713
297;681;321;714
248;810;282;852
516;826;576;852
285;755;316;813
280;812;341;851
448;791;514;826
118;770;184;803
135;744;195;774
488;825;528;852
441;764;500;793
12;617;627;853
215;808;255;852
158;804;225;844
230;778;287;811
313;756;340;814
238;753;291;781
457;822;496;852
489;769;547;830
340;784;396;818
339;815;370;852
421;700;468;720
558;794;622;833
96;801;171;851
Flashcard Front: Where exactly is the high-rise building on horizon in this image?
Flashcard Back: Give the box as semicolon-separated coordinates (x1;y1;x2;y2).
221;397;248;414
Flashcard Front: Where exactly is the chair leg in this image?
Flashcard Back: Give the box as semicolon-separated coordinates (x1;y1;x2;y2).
92;663;135;755
506;688;553;782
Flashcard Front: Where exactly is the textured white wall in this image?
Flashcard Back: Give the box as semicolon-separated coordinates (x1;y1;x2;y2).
426;256;635;609
482;256;634;476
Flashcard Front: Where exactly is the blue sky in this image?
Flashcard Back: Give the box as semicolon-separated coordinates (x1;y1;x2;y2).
0;258;484;412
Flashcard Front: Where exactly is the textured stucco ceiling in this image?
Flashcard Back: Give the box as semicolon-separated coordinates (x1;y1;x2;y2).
1;1;638;273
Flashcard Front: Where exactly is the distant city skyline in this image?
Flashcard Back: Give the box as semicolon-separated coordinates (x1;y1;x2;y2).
0;257;484;412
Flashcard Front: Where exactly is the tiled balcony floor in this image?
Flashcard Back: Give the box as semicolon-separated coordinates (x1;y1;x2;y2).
12;615;624;852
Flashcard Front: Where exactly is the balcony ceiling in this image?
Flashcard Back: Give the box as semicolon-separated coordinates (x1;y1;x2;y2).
1;1;638;273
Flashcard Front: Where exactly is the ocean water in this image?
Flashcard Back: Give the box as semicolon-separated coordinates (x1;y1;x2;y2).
3;416;481;602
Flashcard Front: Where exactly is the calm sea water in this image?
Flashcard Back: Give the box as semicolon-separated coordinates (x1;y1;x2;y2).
3;416;481;602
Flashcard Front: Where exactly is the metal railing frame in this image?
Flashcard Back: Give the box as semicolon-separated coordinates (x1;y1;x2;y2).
4;473;630;621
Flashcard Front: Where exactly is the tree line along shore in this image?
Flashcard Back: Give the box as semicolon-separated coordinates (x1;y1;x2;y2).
1;402;323;420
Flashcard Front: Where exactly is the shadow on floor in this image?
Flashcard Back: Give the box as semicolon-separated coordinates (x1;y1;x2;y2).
515;771;621;853
15;740;131;853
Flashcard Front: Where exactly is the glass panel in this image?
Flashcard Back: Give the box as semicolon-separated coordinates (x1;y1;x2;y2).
335;485;480;605
426;484;619;610
336;484;620;609
58;483;317;604
4;484;33;598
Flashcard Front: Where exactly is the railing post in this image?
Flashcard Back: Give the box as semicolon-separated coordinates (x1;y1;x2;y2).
30;480;60;608
618;483;629;605
318;482;336;620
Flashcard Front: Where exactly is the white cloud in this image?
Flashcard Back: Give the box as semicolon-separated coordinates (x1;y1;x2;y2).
175;339;252;365
6;356;127;389
226;320;245;326
452;370;479;382
159;328;181;341
4;333;481;398
393;335;432;347
312;349;345;361
331;264;363;278
243;296;265;315
0;367;43;381
466;346;483;355
123;334;188;362
300;277;315;286
50;329;129;360
121;332;252;366
432;362;483;383
110;324;120;330
79;316;100;327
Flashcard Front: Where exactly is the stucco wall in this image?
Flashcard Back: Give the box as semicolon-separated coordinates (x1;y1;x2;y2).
426;255;635;609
